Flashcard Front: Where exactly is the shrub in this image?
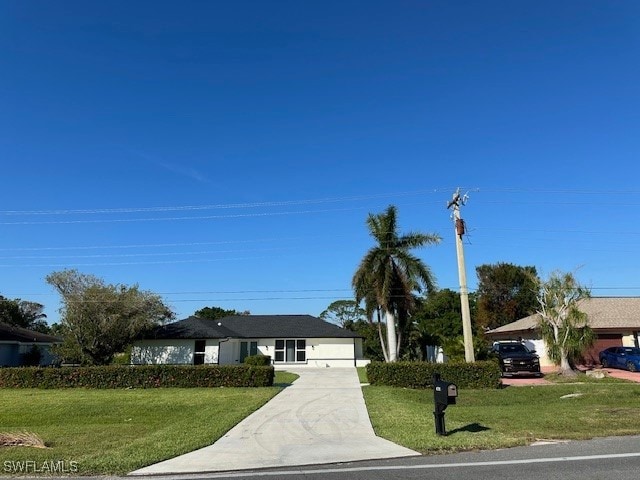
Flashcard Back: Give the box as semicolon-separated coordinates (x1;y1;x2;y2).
0;365;274;389
366;360;501;389
111;346;132;365
243;355;272;366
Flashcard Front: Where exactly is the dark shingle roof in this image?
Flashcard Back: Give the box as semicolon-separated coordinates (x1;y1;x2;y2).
146;315;361;340
487;297;640;335
0;322;62;344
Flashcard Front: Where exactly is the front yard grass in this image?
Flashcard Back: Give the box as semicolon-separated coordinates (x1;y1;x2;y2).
0;371;298;475
356;366;368;383
363;381;640;453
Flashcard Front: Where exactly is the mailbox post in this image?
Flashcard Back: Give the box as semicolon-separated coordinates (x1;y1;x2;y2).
433;373;458;436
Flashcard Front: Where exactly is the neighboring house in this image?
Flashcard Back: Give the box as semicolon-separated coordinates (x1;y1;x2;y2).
0;322;61;367
131;314;368;368
486;297;640;368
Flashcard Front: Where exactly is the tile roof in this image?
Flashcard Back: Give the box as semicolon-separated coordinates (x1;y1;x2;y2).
145;315;361;340
487;297;640;335
0;322;62;344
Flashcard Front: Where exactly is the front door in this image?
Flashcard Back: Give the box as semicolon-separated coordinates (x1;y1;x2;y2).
286;340;295;362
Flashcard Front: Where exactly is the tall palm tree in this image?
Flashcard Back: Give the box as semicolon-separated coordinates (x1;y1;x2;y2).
352;205;441;361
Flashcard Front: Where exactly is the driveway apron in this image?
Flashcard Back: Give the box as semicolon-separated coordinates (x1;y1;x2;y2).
130;367;419;475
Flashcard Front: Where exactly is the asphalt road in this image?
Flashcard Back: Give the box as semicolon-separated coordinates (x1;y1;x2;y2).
8;435;640;480
128;435;640;480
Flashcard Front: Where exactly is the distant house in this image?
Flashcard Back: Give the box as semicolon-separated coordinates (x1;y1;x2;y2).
486;297;640;367
0;322;61;367
131;314;368;368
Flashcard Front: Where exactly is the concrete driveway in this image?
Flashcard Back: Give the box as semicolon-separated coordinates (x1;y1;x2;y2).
501;366;640;386
130;368;419;475
596;367;640;382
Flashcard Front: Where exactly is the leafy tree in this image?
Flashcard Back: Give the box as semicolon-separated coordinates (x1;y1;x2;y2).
475;263;539;330
194;306;250;320
352;205;440;361
437;334;492;362
536;271;595;376
0;295;49;333
412;289;484;361
320;300;366;327
415;289;471;340
48;322;83;364
46;269;175;365
343;319;385;362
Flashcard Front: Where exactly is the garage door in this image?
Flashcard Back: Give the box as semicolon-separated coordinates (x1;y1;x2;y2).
582;334;623;366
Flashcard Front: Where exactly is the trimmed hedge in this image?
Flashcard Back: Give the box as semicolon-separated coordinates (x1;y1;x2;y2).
366;360;502;389
0;365;274;389
243;355;272;366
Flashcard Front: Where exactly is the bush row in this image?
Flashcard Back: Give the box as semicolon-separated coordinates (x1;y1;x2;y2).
366;360;502;389
0;364;274;389
243;354;272;366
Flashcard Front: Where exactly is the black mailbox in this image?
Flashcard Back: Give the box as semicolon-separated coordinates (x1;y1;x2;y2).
433;373;458;435
435;381;457;406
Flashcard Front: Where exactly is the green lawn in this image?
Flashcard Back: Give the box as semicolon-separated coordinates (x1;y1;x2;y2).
356;366;368;383
0;371;298;475
363;380;640;453
5;370;639;475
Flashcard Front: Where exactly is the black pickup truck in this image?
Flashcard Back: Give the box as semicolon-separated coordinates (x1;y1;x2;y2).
491;341;542;377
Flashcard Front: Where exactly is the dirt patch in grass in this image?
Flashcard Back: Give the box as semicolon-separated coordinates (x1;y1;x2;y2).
0;432;47;449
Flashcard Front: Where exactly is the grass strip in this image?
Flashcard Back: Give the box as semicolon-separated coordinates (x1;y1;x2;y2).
363;381;640;453
0;372;297;475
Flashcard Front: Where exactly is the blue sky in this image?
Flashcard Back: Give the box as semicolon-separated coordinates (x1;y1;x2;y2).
1;1;639;325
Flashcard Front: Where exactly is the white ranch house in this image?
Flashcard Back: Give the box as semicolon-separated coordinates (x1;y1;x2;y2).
131;314;368;368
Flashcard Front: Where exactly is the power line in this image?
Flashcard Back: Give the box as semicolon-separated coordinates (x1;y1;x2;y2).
0;236;344;252
0;206;368;225
483;200;640;207
0;253;302;268
0;247;293;260
0;201;446;226
3;188;636;227
1;224;638;255
2;186;637;218
0;246;637;266
4;286;640;306
2;288;353;296
0;189;455;217
475;187;640;195
474;227;640;236
7;290;640;305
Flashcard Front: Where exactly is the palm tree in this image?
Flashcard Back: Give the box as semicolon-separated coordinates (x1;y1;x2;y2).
352;205;441;361
536;271;595;376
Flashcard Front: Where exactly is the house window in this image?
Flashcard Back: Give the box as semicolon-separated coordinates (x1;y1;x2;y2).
194;340;206;365
275;340;285;362
240;341;258;362
274;339;306;363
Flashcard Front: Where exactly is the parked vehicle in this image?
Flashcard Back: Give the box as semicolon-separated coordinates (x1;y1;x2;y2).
491;341;542;377
599;346;640;372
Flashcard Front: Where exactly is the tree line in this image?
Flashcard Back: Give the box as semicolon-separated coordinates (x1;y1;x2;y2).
339;205;592;375
1;205;592;375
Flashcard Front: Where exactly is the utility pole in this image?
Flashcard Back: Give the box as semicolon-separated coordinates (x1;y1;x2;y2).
447;188;475;363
